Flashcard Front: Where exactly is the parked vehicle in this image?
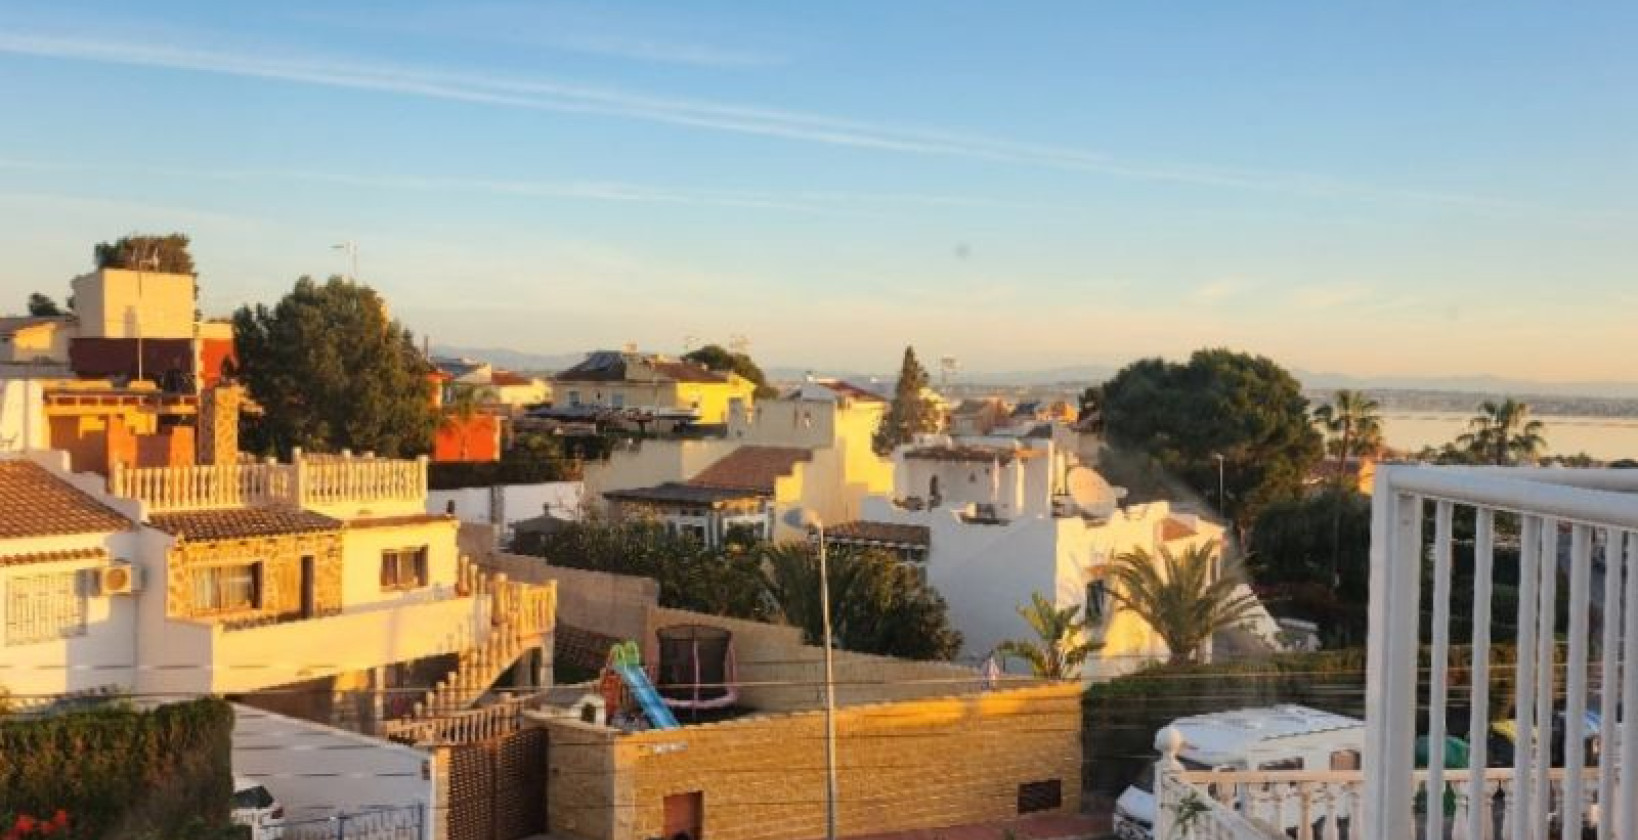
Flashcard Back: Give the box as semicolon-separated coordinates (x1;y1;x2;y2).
1113;705;1366;840
230;776;285;840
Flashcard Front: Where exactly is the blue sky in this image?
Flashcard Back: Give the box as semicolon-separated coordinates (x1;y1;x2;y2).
0;2;1633;380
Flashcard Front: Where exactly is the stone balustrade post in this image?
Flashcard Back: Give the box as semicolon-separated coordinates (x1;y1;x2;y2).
1154;725;1185;840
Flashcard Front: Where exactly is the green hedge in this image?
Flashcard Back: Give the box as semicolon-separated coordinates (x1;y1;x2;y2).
0;698;236;840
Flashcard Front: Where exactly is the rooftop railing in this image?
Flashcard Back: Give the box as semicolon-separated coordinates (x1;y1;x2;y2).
110;449;428;513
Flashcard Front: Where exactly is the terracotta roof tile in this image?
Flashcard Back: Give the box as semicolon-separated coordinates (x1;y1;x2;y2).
687;446;811;495
1159;518;1197;542
0;460;133;539
0;546;112;568
604;483;762;506
826;521;931;548
148;507;342;541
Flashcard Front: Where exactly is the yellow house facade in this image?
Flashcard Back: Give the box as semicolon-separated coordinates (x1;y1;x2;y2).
553;350;756;424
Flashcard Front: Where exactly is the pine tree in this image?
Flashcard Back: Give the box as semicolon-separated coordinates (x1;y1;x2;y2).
872;346;940;455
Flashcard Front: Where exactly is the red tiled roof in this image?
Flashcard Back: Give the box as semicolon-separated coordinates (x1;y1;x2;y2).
0;460;133;539
687;446;811;494
148;507;342;540
0;546;111;568
827;521;930;548
555;351;728;385
489;370;536;387
1159;518;1197;542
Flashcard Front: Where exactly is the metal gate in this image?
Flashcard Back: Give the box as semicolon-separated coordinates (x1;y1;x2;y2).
446;727;548;840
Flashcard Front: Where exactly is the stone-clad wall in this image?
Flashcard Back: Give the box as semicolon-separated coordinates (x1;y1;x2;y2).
540;682;1082;840
166;531;343;622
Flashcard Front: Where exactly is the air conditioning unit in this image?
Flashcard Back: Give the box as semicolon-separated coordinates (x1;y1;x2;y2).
97;562;142;596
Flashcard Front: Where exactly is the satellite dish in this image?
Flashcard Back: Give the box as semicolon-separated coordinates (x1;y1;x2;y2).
1066;466;1119;516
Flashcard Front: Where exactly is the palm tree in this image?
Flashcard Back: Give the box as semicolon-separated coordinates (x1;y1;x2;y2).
1457;398;1547;465
1312;389;1384;479
1107;543;1260;666
994;592;1102;679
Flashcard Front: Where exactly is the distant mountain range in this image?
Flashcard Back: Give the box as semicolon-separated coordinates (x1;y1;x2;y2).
435;345;1638;400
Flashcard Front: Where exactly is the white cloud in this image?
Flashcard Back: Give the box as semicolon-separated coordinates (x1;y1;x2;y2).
0;30;1526;208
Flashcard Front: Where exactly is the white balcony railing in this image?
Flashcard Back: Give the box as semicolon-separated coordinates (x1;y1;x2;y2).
111;450;427;514
1156;759;1602;840
1362;466;1638;840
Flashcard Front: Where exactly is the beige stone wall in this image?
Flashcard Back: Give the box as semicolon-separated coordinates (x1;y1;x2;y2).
543;682;1081;840
539;717;623;840
481;553;659;644
643;607;984;711
166;531;343;622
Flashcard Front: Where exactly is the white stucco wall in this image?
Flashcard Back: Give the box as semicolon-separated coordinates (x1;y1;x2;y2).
0;379;48;452
858;494;1227;680
340;520;461;609
232;703;436;825
581;439;736;515
0;528;143;699
427;482;585;529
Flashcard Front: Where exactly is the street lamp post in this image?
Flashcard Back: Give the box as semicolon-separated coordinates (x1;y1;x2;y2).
1212;452;1226;512
784;508;838;840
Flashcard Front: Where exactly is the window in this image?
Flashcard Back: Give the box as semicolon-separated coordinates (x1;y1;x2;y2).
1258;758;1304;771
611;393;625;408
5;572;87;645
1085;580;1109;624
1330;750;1360;771
191;563;262;614
380;547;429;590
568;390;581;406
1017;779;1062;814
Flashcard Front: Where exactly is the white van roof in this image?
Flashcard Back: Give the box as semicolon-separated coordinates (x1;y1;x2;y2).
1172;705;1363;762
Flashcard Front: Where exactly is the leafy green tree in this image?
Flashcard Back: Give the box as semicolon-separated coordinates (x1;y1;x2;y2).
1249;489;1372;645
1099;349;1323;526
233;277;435;458
1313;390;1384;472
1108;542;1260;665
872;346;942;455
535;520;771;619
25;293;62;316
683;343;779;399
94;233;196;274
760;542;962;661
994;592;1101;678
1457;398;1548;465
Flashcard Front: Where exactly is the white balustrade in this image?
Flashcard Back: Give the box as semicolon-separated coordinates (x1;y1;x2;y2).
1362;466;1638;840
109;451;428;513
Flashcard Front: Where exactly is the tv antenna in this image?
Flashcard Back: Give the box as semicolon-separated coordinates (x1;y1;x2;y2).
940;356;959;390
331;241;359;282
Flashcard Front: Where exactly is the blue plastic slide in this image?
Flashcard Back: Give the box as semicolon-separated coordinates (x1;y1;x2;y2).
613;662;680;730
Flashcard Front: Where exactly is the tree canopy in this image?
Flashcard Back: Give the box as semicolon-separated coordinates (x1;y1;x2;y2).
533;522;962;660
872;346;942;455
233;277;435;458
25;293;62;316
682;343;779;399
1248;488;1372;646
1099;349;1323;526
1457;398;1548;465
760;542;962;661
94;233;196;275
1313;390;1384;468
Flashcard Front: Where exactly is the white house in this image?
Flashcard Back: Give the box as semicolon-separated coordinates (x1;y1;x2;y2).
840;433;1237;679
